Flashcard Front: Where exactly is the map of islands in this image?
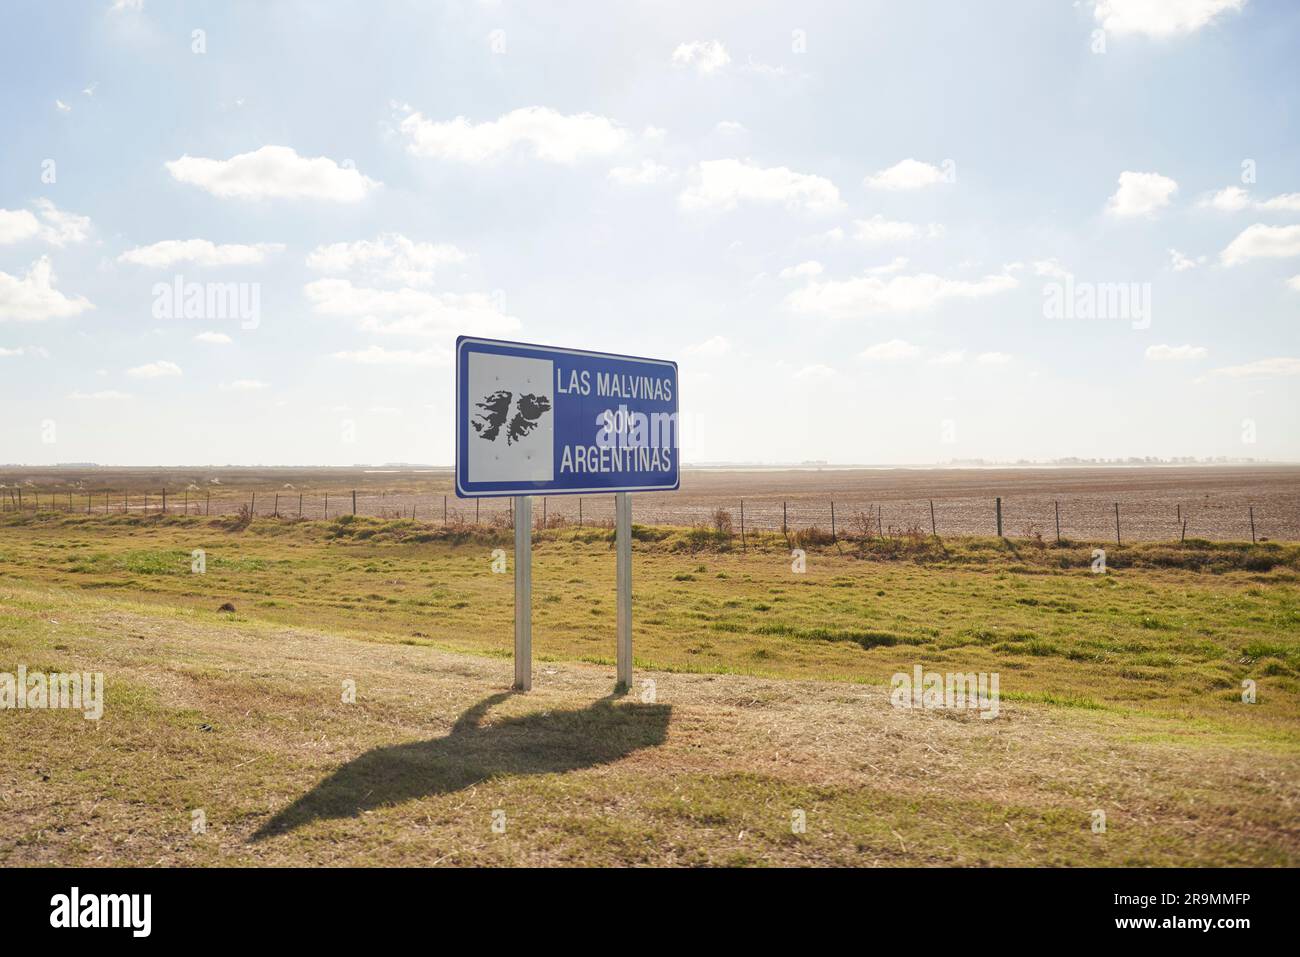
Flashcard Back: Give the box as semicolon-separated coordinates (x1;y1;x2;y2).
472;390;552;446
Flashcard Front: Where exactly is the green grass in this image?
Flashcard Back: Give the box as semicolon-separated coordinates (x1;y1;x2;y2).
1;511;1297;866
1;511;1297;726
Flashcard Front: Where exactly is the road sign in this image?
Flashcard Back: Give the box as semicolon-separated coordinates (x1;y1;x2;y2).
455;336;680;498
455;336;678;693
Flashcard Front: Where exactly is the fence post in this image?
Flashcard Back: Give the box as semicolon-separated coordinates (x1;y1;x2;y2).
299;493;303;519
542;497;547;529
206;491;210;516
250;492;255;516
578;498;583;528
352;490;356;516
161;489;167;514
443;495;447;525
1054;500;1060;543
830;501;836;541
1249;506;1256;544
323;493;328;519
274;493;279;518
929;499;936;537
740;500;746;551
995;497;1002;537
1114;503;1121;546
877;504;883;537
476;498;480;524
782;501;787;538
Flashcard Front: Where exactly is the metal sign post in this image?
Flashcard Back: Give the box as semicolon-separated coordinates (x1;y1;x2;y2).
513;495;532;691
454;336;678;692
616;492;632;690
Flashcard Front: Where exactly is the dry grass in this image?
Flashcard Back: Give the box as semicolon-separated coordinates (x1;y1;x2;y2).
2;571;1297;866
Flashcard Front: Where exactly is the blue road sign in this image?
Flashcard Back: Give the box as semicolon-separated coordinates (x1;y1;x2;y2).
455;336;680;498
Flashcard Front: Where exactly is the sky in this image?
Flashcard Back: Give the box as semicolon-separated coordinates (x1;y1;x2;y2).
1;0;1298;467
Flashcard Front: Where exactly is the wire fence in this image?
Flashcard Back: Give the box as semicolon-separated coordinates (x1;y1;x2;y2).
0;485;1284;543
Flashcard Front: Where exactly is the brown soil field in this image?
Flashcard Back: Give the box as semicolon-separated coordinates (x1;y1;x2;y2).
1;464;1296;542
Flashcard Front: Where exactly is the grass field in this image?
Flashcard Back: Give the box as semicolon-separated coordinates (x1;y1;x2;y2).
2;511;1298;865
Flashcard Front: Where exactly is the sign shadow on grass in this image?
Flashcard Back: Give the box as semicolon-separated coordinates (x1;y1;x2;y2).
252;692;671;839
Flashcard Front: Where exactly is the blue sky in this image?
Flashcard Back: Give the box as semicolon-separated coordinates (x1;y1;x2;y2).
1;0;1297;465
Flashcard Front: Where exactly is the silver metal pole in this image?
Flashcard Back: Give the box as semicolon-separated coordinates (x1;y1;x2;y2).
616;491;632;690
514;495;532;691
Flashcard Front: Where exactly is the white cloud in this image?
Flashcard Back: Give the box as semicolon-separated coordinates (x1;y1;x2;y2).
1220;223;1300;266
2;201;91;247
1199;186;1252;212
679;159;841;214
929;350;965;365
785;269;1018;319
1145;343;1207;361
863;158;948;191
304;279;520;337
305;234;466;286
714;120;746;135
852;214;944;243
671;40;731;75
32;199;90;246
0;257;93;322
194;331;233;344
740;57;791;78
976;351;1013;365
778;261;823;279
69;389;131;400
119;239;284;267
868;256;910;275
607;159;673;186
398;106;627;164
1258;193;1300;212
332;345;451;367
859;338;921;361
1093;0;1247;38
110;0;143;12
220;379;269;391
1168;248;1205;271
127;360;182;379
0;209;40;244
165;145;379;201
1208;356;1300;378
793;364;837;381
801;226;845;245
1199;186;1300;213
1033;259;1073;279
55;99;71;113
1106;171;1178;217
685;335;731;357
1287;275;1300;292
